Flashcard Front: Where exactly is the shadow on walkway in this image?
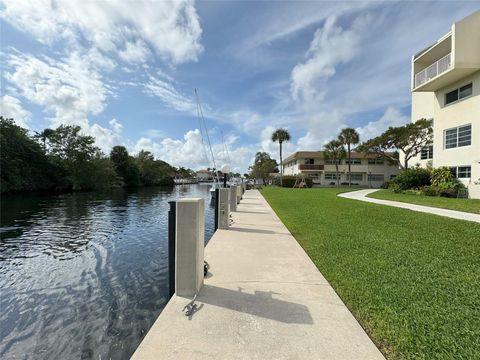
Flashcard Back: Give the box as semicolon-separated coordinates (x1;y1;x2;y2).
197;285;314;324
228;227;277;235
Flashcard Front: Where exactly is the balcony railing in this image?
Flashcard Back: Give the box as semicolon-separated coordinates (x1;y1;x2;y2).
414;53;451;88
299;164;324;171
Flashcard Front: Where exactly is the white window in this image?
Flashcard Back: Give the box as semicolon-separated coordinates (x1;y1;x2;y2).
325;173;340;180
345;159;361;165
368;174;384;182
368;158;385;165
444;124;471;149
451;166;471;179
325;159;341;165
347;174;363;181
420;145;433;160
304;158;314;165
445;83;472;105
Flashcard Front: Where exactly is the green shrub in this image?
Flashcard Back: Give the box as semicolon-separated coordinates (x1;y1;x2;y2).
381;181;392;189
420;186;440;197
388;182;401;193
431;167;455;186
429;166;466;197
392;168;431;190
438;187;461;198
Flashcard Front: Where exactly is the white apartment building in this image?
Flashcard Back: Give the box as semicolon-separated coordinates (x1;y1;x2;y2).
282;151;400;188
409;10;480;198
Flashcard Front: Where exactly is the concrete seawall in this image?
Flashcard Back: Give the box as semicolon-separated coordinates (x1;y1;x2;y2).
131;190;384;359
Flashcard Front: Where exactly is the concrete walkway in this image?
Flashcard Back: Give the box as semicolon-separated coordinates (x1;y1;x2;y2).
338;189;480;223
132;190;384;360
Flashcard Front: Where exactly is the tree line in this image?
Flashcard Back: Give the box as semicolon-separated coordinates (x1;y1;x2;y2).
0;117;195;194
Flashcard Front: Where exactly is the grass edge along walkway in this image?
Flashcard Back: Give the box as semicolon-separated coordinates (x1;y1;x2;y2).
260;187;480;360
367;189;480;214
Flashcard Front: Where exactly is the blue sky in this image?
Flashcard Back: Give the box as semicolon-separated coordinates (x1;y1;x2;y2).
1;1;479;172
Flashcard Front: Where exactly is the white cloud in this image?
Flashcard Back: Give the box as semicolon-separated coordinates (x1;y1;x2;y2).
3;51;124;152
4;51;109;128
143;75;196;114
296;111;345;150
89;119;124;153
356;106;410;142
134;129;209;169
290;15;367;106
1;0;203;64
119;40;150;64
133;128;260;172
0;95;31;128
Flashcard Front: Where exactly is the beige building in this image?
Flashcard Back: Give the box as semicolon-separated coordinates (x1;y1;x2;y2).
409;10;480;198
196;169;213;182
283;151;400;188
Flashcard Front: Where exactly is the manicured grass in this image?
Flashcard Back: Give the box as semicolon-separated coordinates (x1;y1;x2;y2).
261;187;480;360
368;189;480;214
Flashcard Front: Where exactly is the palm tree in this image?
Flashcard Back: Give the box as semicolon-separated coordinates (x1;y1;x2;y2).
34;128;54;150
324;140;346;187
271;128;291;186
338;128;360;187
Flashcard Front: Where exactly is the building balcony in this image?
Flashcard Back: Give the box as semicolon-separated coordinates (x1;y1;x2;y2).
299;164;324;171
414;52;451;88
412;12;480;92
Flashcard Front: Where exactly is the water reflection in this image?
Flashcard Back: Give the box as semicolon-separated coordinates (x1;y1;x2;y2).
0;184;215;359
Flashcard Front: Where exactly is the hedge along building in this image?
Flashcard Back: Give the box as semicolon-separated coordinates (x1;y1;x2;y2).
282;151;401;188
407;10;480;198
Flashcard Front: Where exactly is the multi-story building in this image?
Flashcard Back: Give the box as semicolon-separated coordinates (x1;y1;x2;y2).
282;151;400;188
409;10;480;198
196;169;213;182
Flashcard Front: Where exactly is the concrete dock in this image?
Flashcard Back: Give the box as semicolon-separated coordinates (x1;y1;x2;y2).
131;190;384;359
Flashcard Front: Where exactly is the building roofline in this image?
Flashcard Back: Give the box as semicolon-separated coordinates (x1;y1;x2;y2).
282;150;397;164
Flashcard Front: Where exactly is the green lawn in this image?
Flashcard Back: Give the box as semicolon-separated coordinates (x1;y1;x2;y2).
368;189;480;214
260;187;480;360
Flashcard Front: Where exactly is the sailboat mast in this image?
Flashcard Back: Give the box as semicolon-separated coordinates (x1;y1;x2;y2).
195;89;220;183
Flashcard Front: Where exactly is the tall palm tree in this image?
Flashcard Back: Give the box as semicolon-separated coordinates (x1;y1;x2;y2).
324;140;346;187
34;128;54;150
271;128;291;186
338;128;360;187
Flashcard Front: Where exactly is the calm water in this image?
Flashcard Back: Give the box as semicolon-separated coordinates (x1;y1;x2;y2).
0;184;216;360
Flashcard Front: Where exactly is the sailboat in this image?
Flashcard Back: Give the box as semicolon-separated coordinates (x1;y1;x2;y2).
195;89;221;198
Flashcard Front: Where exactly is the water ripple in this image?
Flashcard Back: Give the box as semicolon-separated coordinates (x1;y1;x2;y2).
0;184;215;359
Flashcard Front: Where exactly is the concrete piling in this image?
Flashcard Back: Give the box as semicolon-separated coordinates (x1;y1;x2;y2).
175;198;205;297
217;188;229;230
230;185;237;212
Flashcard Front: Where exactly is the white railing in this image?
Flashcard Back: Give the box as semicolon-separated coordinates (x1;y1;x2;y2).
414;52;451;88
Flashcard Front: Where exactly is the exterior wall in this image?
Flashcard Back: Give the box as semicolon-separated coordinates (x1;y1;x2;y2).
410;11;480;198
453;11;480;69
196;171;213;181
432;70;480;194
283;159;299;176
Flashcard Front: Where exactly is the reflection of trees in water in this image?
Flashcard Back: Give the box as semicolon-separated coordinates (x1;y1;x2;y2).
0;184;216;359
0;187;182;261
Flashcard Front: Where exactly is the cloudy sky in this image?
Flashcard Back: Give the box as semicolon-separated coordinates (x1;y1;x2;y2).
1;1;478;172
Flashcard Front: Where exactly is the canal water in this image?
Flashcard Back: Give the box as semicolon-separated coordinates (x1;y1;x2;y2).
0;184;216;360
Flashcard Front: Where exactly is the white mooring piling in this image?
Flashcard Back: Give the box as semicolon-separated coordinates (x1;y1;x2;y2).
230;185;237;212
217;188;230;230
175;198;205;297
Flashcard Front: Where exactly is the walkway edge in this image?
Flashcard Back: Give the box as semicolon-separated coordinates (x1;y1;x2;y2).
338;189;480;223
